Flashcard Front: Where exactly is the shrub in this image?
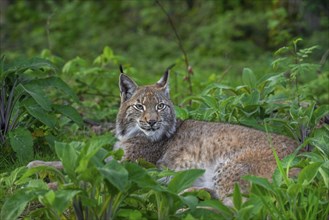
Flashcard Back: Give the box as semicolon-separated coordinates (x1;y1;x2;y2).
0;57;82;164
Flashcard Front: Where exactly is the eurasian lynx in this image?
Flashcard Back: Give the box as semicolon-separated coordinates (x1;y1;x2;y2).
115;69;299;204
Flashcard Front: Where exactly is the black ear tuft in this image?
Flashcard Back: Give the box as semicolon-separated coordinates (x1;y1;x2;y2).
166;63;176;71
119;64;124;74
119;74;138;102
157;68;172;97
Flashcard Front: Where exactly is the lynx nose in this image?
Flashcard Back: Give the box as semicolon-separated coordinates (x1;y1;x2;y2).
147;120;157;127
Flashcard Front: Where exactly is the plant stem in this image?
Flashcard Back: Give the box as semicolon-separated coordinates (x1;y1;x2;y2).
155;0;193;97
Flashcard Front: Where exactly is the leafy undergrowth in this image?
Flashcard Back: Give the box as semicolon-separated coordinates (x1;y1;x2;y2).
0;132;328;220
1;40;329;219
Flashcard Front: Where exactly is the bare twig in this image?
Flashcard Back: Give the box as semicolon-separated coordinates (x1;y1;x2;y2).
218;65;232;83
46;12;55;50
155;0;193;97
317;49;329;74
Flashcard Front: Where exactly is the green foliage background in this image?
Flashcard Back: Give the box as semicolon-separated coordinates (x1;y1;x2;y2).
2;0;328;83
0;0;329;219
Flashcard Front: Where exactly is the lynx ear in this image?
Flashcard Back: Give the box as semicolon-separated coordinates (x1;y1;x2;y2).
156;69;170;97
119;73;138;102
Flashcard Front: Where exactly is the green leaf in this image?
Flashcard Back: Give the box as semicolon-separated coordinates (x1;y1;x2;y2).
98;160;129;192
36;77;79;102
53;104;83;126
293;37;303;47
0;189;42;220
241;89;260;106
16;165;65;185
103;46;114;60
313;105;329;125
298;162;322;186
200;96;218;108
22;98;57;128
233;183;242;210
196;189;211;200
287;182;302;197
55;142;79;180
75;136;109;174
182;195;198;210
168;169;205;193
9;127;33;162
40;190;80;213
243;175;274;193
3;57;56;74
125;162;162;191
198;200;233;218
175;106;189;120
242;68;257;88
117;209;144;220
62;56;87;74
20;83;52;111
319;165;329;188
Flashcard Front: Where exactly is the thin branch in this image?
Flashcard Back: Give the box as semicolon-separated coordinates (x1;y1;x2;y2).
155;0;193;97
46;12;55;50
317;49;329;74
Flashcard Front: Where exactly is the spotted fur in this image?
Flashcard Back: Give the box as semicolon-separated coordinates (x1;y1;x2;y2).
114;71;299;204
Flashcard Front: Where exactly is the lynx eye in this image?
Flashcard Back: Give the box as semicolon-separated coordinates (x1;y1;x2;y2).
133;104;144;111
156;103;166;111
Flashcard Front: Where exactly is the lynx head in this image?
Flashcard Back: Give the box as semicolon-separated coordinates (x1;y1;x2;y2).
116;68;176;142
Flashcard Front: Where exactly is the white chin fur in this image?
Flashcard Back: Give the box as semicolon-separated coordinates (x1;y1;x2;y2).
139;127;164;142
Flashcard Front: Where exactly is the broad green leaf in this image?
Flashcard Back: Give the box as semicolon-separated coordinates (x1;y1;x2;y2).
125;162;162;190
243;175;274;193
298;162;322;186
242;68;257;88
9;127;33;162
117;209;144;220
16;165;65;185
3;57;56;74
196;189;211;200
272;147;290;185
233;183;242;210
2;166;27;186
35;77;79;102
0;189;43;220
55;142;78;180
103;46;114;59
168;169;205;193
62;56;87;74
98;160;129;192
236;205;255;220
40;190;56;206
22;98;57;128
40;189;80;213
75;136;109;174
198;200;233;218
319;165;329;188
175;106;189;120
239;118;265;131
181;195;198;210
313;105;329;125
201;95;218;108
310;135;329;157
53;104;83;126
20;83;52;111
241;89;260;106
287;182;301;197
